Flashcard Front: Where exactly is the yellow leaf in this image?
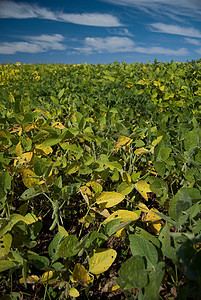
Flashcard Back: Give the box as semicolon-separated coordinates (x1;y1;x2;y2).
103;210;140;225
96;192;124;208
80;186;91;195
80;186;91;206
145;208;162;235
69;287;80;297
152;136;163;147
146;208;161;222
91;207;110;218
115;136;133;151
58;225;68;236
0;131;7;138
15;142;22;156
114;228;127;237
16;152;33;166
89;249;117;274
0;233;12;259
110;284;120;291
193;243;201;252
134;147;149;155
24;124;34;132
35;144;53;155
138;202;149;212
39;271;54;283
24;213;38;224
153;81;160;87
134;180;151;201
21;168;39;188
121;171;131;183
9;124;22;133
52;122;66;130
160;86;165;91
19;275;39;284
149;221;162;235
86;181;103;193
72;263;91;285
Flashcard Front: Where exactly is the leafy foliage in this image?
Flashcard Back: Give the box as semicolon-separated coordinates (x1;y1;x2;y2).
0;60;201;299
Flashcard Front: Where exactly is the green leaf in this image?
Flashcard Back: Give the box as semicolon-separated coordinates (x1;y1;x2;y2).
116;256;148;290
158;223;175;260
154;161;166;177
160;147;171;162
104;219;121;236
0;213;38;238
0;171;11;192
143;262;165;299
66;161;82;175
150;177;168;204
39;137;62;147
135;226;160;248
28;221;42;240
107;220;132;236
129;234;158;269
48;228;68;261
118;182;134;195
0;260;16;272
27;252;49;270
195;149;201;165
0;233;12;258
111;168;119;181
78;231;107;250
34;157;48;176
58;88;65;99
20;188;42;200
184;129;198;151
169;187;201;220
105;161;122;171
57;235;79;258
185;202;201;220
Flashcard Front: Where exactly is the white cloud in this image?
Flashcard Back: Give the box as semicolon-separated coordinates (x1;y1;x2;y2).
101;0;201;18
0;42;43;54
0;0;56;19
59;13;121;27
150;23;201;38
184;38;201;46
0;34;66;54
74;36;188;56
0;1;122;27
134;46;189;55
75;36;135;54
108;28;134;37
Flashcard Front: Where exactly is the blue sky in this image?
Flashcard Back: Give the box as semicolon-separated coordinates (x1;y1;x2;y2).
0;0;201;64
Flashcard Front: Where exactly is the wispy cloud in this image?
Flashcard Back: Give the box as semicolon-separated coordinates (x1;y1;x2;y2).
73;36;188;56
0;34;66;54
108;28;134;37
184;38;201;46
150;23;201;38
134;46;189;56
0;1;122;27
75;37;135;54
101;0;201;19
58;13;121;27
